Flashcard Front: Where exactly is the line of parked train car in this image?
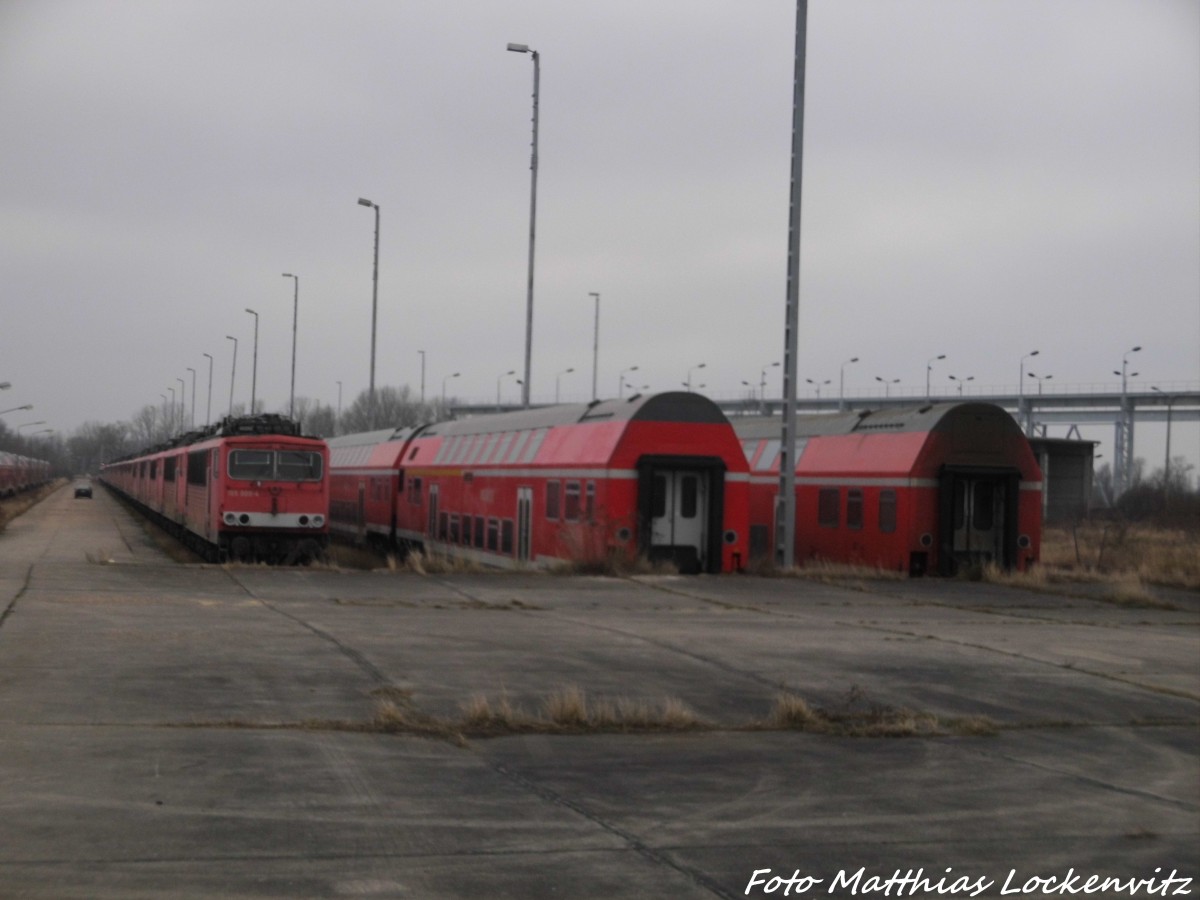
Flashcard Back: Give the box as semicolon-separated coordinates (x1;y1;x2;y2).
1;452;51;498
99;414;330;563
98;394;1042;575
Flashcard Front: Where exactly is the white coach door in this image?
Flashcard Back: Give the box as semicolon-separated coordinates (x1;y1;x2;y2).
650;470;708;572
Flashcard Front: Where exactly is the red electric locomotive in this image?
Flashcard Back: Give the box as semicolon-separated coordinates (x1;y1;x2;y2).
736;402;1042;575
100;414;329;563
329;392;750;573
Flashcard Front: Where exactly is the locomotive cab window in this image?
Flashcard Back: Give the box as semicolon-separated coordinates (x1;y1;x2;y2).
229;450;273;480
277;451;322;481
228;449;322;482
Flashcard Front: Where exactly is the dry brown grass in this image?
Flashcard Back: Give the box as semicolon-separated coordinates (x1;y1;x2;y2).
0;480;64;533
765;687;990;738
458;685;709;736
1040;522;1200;590
748;557;906;588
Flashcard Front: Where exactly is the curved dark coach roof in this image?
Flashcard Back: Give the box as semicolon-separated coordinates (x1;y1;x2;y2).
733;402;1022;440
412;391;729;439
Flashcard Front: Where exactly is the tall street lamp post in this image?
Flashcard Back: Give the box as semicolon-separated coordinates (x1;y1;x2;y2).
925;354;946;401
186;368;196;429
176;378;186;432
948;374;974;396
759;361;780;413
508;42;540;409
497;370;516;409
556;367;574;404
357;197;381;428
1019;349;1039;433
225;335;238;417
167;388;176;433
589;292;600;401
875;376;899;398
1113;345;1141;496
619;365;639;399
1151;386;1177;492
442;372;460;406
245;308;259;414
418;350;426;405
282;273;299;418
202;353;213;426
838;356;859;411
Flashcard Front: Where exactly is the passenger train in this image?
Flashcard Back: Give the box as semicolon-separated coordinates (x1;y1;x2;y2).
328;392;750;573
735;402;1042;575
99;414;329;563
0;452;51;497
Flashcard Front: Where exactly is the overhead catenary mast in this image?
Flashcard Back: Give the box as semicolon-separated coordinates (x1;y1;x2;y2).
776;0;808;569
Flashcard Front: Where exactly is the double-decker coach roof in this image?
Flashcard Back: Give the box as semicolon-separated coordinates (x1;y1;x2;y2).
419;391;728;438
734;402;1020;439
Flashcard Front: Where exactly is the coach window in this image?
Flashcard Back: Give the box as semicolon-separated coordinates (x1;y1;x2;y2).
438;512;449;541
585;481;596;522
449;515;461;544
501;520;514;555
481;434;501;464
546;480;561;520
487;518;500;552
471;435;488;464
761;439;782;472
495;432;514;464
564;481;581;521
409;476;422;505
506;430;529;463
818;488;839;528
474;516;486;548
680;475;698;518
974;483;995;530
163;457;176;483
651;475;667;518
522;428;547;463
846;489;864;530
879;490;897;533
150;460;158;479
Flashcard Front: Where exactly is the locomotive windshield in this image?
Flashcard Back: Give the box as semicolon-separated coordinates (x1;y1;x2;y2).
228;449;323;482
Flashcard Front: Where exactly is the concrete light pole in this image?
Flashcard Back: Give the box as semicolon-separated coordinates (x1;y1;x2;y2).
202;353;213;425
225;335;238;417
357;197;381;428
244;309;259;415
508;42;541;409
282;273;299;418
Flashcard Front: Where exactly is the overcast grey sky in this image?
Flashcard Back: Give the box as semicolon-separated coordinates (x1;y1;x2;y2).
2;1;1197;472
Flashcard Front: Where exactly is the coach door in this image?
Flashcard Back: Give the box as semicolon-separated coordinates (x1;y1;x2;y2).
941;469;1017;574
643;464;717;574
427;484;439;539
516;487;533;562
